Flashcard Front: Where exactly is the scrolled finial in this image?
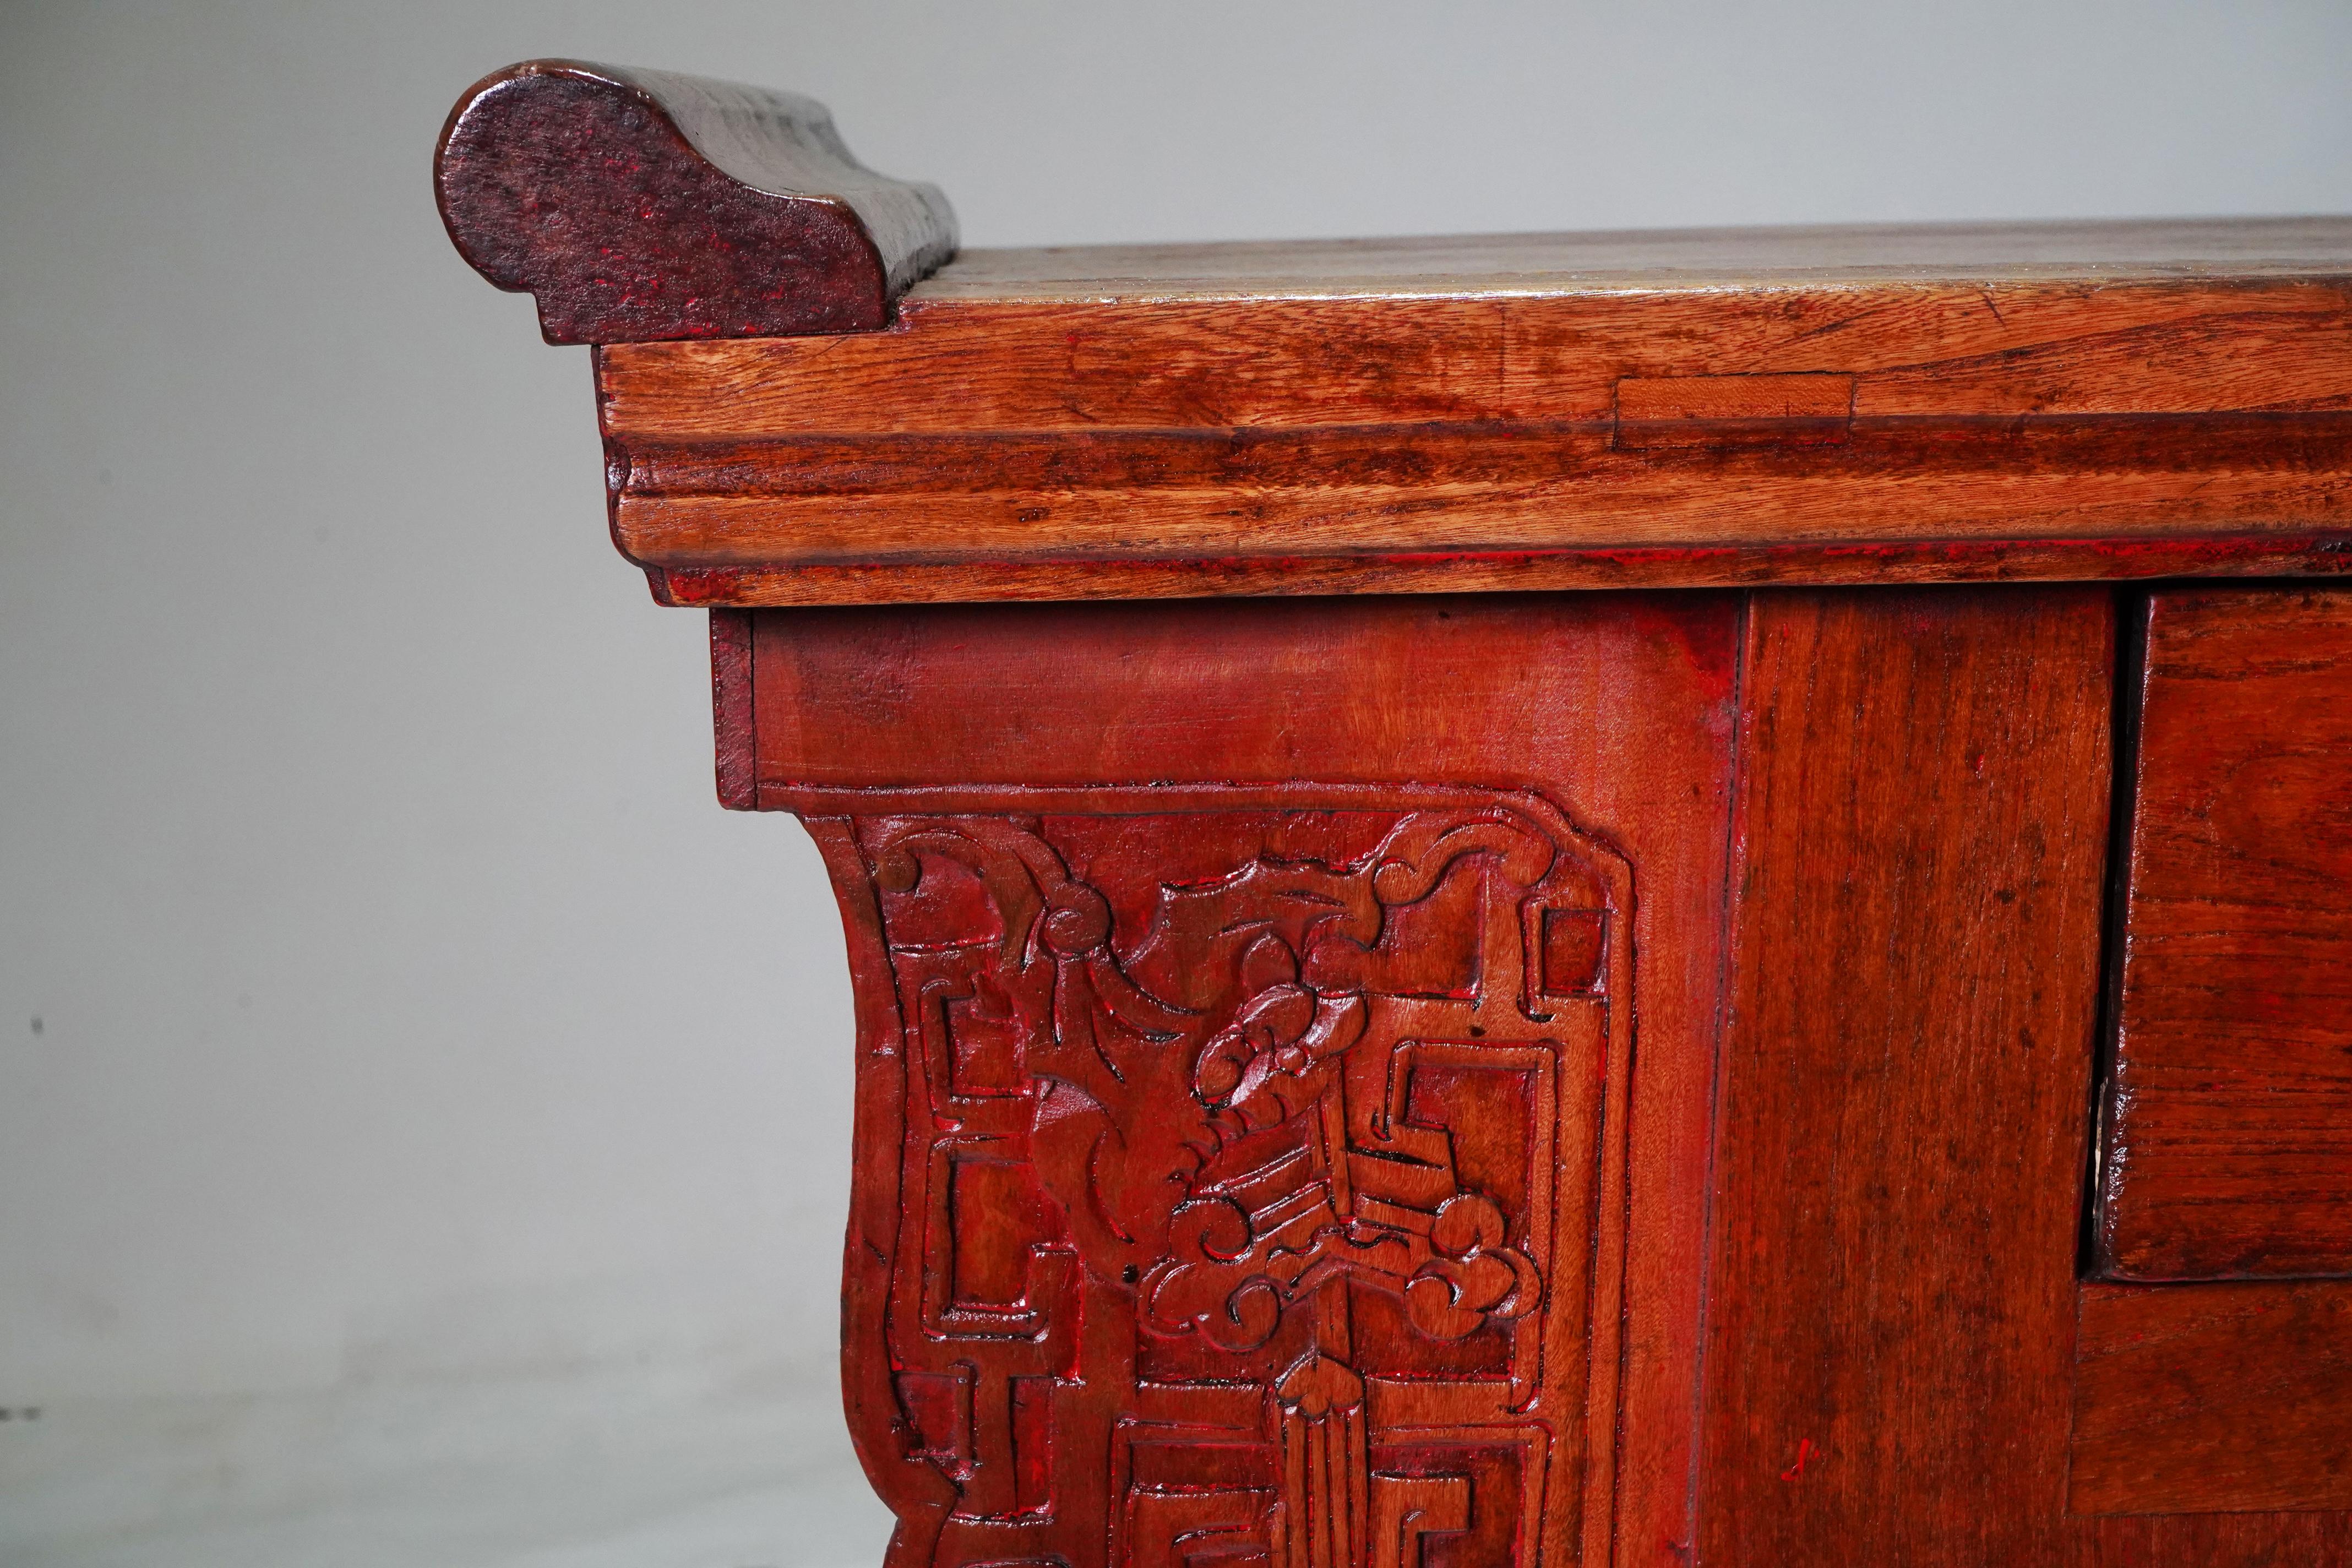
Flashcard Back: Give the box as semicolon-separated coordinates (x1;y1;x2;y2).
435;58;957;344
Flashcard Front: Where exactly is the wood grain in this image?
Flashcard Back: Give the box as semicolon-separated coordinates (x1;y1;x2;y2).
427;67;2352;602
437;60;956;344
2078;1512;2352;1565
710;607;755;809
595;255;2352;602
426;79;2352;1537
602;281;2352;437
611;418;2352;562
2072;1280;2352;1515
2095;588;2352;1280
1698;588;2114;1565
1613;374;1855;448
748;594;1739;1567
715;590;2352;1561
645;535;2352;608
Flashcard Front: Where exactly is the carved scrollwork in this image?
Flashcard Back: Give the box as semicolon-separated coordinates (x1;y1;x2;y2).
813;786;1631;1568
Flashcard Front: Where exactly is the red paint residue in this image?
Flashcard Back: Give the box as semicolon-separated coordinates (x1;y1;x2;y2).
1781;1437;1822;1482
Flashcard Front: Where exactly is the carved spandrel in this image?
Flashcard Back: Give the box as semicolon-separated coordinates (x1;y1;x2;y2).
812;788;1631;1568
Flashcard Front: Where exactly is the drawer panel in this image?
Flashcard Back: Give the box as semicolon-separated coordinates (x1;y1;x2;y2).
2097;588;2352;1280
2072;1280;2352;1514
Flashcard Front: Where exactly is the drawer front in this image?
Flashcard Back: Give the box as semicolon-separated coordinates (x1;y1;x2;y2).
2073;1280;2352;1515
2097;587;2352;1281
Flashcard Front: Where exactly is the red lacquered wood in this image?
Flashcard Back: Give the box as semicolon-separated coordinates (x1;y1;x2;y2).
2072;1280;2352;1515
591;234;2352;602
606;270;2352;438
2079;1515;2352;1565
432;66;2352;1557
710;607;755;809
603;410;2352;607
643;533;2352;608
426;62;2352;601
1697;588;2114;1565
2097;587;2352;1280
436;60;955;344
748;595;1738;1568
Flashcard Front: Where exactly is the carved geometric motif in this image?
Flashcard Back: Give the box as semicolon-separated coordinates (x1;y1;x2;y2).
805;786;1634;1568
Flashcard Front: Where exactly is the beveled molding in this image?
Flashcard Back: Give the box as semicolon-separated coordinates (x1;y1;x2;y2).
599;271;2352;603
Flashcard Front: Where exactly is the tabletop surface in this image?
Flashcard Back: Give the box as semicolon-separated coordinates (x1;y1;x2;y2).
913;217;2352;303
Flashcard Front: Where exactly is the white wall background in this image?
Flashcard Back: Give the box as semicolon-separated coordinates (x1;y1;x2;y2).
4;2;2350;1562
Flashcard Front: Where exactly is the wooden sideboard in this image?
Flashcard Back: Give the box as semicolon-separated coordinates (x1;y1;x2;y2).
438;61;2352;1567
